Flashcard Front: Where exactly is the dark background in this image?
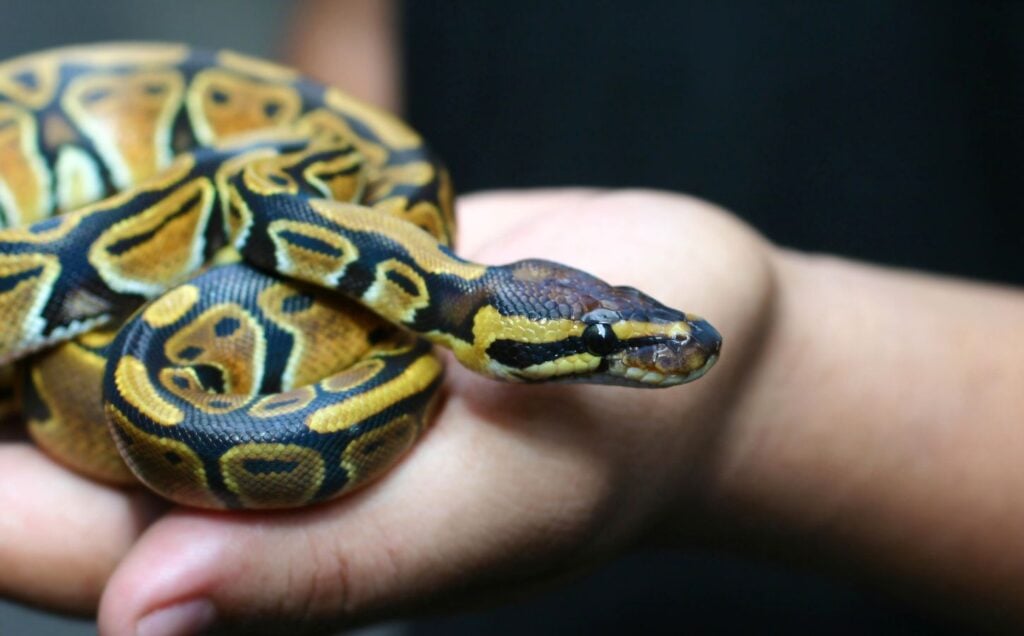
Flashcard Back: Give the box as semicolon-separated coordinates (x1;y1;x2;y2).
1;2;1020;634
404;5;1018;633
406;2;1024;286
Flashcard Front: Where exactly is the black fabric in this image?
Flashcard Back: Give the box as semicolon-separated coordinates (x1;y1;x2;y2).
405;1;1023;284
403;2;1019;633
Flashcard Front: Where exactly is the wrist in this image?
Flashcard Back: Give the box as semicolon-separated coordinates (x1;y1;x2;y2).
635;210;782;545
681;250;872;544
677;249;1024;622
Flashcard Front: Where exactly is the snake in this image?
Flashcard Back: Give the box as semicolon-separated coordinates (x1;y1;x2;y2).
0;44;721;509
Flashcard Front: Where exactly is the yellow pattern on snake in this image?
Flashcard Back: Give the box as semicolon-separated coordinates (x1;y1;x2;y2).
0;44;721;509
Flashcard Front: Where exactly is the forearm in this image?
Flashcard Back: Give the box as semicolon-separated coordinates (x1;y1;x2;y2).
707;248;1024;618
286;0;400;111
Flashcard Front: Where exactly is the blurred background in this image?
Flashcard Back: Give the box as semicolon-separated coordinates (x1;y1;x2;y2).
0;1;1020;633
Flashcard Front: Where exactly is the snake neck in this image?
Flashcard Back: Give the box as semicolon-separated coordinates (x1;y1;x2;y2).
227;188;503;377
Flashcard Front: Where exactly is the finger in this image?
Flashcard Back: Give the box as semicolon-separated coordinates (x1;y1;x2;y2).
455;187;604;254
0;442;163;614
98;384;624;635
456;188;763;291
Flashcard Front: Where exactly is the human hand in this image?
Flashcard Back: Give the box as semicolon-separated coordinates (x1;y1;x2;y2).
0;426;161;614
0;188;773;632
78;188;771;634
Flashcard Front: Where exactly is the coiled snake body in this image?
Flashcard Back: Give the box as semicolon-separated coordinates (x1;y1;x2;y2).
0;44;721;509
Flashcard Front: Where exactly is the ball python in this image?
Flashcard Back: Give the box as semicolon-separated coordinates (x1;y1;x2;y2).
0;44;721;509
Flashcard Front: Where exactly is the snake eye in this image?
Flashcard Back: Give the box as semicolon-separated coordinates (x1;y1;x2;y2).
583;323;618;356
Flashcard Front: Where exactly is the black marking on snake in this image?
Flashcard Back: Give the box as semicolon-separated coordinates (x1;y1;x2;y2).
210;88;229;104
623;336;678;349
164;451;183;465
331;112;385;152
191;364;226;393
30;217;63;233
487;338;588;369
263;396;301;410
384;268;420;296
105;190;204;256
170;375;189;390
115;425;134;446
82;87;111;104
177;345;203;361
406;270;499;344
208;399;233;409
214;316;241;337
170;109;199;154
281;294;313;314
263;100;281;118
387;147;439;167
243;458;299;475
13;69;37;90
277;230;342;257
358;438;387;456
366;325;390;345
0;266;44;292
268;174;290;187
309;163;363;183
18;371;52;424
292;146;359;166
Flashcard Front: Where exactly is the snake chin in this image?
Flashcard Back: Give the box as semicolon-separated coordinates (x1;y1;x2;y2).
609;352;719;388
605;318;722;388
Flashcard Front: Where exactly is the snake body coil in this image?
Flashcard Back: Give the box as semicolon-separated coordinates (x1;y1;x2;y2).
0;44;721;509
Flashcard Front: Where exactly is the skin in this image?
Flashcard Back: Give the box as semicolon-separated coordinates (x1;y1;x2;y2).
1;189;1022;634
2;3;1024;633
285;0;401;112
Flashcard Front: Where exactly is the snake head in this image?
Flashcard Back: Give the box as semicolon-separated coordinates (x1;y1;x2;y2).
577;303;722;388
482;260;722;387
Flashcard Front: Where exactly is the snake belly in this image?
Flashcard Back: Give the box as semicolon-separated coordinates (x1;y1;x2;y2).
0;44;723;510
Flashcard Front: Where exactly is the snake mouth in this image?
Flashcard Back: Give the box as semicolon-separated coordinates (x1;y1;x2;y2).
607;318;722;387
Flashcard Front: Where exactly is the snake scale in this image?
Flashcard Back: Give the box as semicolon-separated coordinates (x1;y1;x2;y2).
0;44;721;509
